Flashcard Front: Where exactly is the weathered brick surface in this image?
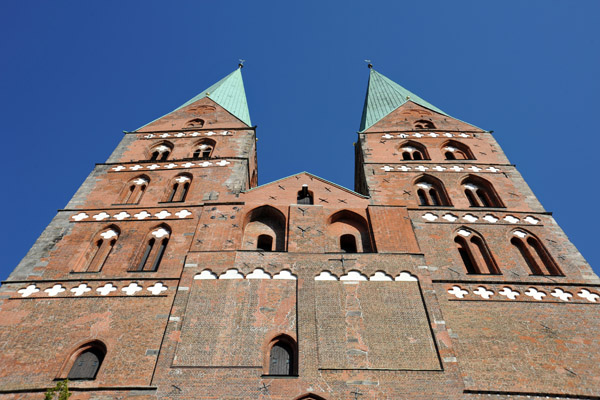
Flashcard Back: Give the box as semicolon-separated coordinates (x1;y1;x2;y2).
0;79;598;400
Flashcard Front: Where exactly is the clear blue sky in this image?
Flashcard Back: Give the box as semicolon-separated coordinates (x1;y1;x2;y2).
1;0;598;280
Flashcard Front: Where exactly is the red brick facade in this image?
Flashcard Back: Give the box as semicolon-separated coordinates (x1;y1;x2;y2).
0;69;598;399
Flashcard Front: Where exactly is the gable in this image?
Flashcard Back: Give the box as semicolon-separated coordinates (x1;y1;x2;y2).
136;97;250;132
364;102;485;133
242;172;369;208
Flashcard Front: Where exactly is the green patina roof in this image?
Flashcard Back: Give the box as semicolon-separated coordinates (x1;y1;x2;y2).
136;68;251;131
359;69;449;132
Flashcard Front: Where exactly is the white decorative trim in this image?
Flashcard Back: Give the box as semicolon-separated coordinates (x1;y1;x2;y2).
109;159;233;172
71;208;193;222
379;164;501;173
142;130;232;139
315;271;338;281
421;212;542;226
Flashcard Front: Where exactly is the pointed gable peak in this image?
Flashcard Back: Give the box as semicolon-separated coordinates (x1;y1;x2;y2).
360;68;449;132
136;67;251;131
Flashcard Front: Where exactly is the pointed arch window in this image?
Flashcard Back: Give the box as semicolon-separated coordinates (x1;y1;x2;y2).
117;175;149;204
165;174;192;202
399;141;429;161
192;139;215;159
65;341;106;380
266;335;297;376
462;176;503;208
131;226;170;272
242;206;287;252
511;230;562;276
454;228;500;274
148;142;173;161
327;210;373;253
414;119;436;129
442;140;475;160
185;118;205;129
414;175;451;206
75;226;120;273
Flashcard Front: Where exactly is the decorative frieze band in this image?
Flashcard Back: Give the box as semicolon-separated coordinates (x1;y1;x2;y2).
380;164;501;173
110;159;231;172
14;281;169;299
421;212;541;225
141;130;232;139
446;283;599;303
381;132;471;139
71;209;193;222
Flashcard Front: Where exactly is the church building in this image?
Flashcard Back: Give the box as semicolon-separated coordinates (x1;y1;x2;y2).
0;66;598;399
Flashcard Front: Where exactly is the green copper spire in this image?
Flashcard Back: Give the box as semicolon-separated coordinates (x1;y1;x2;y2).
359;68;449;132
136;67;251;131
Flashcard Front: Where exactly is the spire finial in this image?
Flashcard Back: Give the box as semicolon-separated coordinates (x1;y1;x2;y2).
365;59;373;69
238;59;245;69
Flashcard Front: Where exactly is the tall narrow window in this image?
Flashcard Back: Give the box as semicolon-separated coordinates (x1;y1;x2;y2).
442;140;475;160
414;175;451;206
297;185;313;204
267;336;297;376
78;227;119;272
340;234;358;253
511;230;562;276
165;174;192;202
148;142;173;161
117;176;149;204
66;342;106;380
454;229;500;274
133;226;171;272
398;141;429;161
462;176;503;208
192;139;215;159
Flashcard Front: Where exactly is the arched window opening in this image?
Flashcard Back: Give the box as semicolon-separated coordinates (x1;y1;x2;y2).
511;231;562;276
76;227;119;273
414;119;436;129
165;175;191;202
442;140;475;160
297;185;313;205
257;234;274;251
454;230;500;275
462;176;503;208
132;226;171;272
399;141;429;161
117;176;149;205
267;335;297;376
66;342;106;380
148;142;172;161
340;234;357;253
242;206;286;252
185;118;205;129
414;175;451;206
327;210;373;253
192;139;215;159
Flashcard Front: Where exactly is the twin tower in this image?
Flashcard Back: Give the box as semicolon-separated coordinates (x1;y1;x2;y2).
0;67;598;400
